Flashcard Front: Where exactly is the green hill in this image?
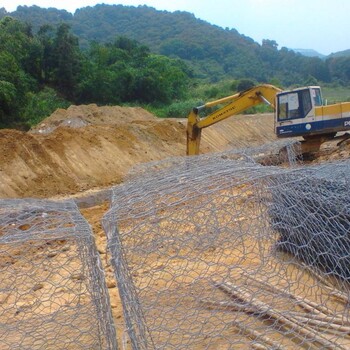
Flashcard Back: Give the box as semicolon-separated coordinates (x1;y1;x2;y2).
328;49;350;58
1;4;350;88
0;4;334;85
0;5;349;130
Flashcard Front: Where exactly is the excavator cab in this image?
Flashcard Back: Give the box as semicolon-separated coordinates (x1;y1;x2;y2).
275;87;324;138
275;86;350;141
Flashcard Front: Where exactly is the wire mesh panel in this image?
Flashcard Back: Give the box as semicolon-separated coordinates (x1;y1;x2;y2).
0;199;117;350
104;144;350;350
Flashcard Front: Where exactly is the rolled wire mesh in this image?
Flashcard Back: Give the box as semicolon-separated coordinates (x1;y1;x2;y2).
103;143;350;350
0;199;117;350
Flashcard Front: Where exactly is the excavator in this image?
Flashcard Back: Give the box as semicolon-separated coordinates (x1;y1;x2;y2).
187;84;350;156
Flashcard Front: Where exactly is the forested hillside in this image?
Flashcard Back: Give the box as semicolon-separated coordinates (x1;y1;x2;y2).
0;16;190;129
329;49;350;58
0;4;350;130
2;4;350;86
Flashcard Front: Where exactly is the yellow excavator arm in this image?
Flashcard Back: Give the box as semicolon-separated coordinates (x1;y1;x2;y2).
187;84;282;155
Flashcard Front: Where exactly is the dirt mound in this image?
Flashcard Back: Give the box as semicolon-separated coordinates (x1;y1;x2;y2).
0;105;187;198
31;104;156;134
0;105;279;199
310;138;350;163
2;104;349;199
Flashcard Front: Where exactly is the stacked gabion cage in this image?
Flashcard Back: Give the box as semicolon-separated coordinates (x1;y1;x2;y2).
104;144;350;350
0;199;117;350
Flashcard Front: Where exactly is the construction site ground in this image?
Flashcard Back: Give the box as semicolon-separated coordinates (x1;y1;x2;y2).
1;104;350;348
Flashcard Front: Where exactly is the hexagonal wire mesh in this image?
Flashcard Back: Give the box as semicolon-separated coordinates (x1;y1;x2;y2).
103;142;350;349
0;199;117;350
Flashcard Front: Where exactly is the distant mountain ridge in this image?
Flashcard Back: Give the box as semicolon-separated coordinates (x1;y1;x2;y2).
292;49;326;59
291;48;350;59
328;49;350;58
1;4;350;84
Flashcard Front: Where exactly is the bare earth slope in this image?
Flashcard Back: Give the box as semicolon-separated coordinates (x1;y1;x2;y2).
1;104;349;199
0;105;186;198
0;105;279;199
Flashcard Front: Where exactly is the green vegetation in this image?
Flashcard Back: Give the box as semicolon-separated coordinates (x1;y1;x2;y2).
322;85;350;104
0;4;350;129
0;17;191;128
151;79;274;119
3;4;350;85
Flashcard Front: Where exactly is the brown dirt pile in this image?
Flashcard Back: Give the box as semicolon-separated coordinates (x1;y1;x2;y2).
2;103;349;199
0;105;187;198
0;104;280;199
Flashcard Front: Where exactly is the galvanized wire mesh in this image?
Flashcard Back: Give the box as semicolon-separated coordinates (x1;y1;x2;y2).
103;142;350;350
0;199;117;350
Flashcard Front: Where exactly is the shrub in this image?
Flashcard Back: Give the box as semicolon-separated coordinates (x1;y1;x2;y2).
22;88;70;126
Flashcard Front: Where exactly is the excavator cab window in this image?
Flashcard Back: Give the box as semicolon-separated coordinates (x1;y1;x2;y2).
311;88;322;106
277;89;313;120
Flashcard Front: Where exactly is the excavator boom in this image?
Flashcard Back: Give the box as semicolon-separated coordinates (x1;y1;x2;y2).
187;84;282;155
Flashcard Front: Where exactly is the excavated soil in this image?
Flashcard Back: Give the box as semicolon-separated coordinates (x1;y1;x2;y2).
0;104;280;199
2;103;349;199
1;105;185;198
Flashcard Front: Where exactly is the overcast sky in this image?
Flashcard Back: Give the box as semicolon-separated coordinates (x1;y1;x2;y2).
2;0;349;55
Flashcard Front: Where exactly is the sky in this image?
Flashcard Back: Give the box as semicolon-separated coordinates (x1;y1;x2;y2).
1;0;349;55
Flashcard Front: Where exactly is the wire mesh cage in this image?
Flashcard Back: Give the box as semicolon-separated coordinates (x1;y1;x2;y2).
103;143;350;350
0;199;117;350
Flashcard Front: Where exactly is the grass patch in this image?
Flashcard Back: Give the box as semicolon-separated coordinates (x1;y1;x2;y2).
321;85;350;104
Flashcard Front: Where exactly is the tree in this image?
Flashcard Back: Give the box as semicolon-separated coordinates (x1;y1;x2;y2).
51;23;81;100
262;39;278;50
77;41;135;104
237;79;255;92
131;55;189;103
37;24;55;83
0;8;7;17
78;38;190;105
0;80;16;126
22;87;70;125
301;57;330;83
327;56;350;85
0;51;33;126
